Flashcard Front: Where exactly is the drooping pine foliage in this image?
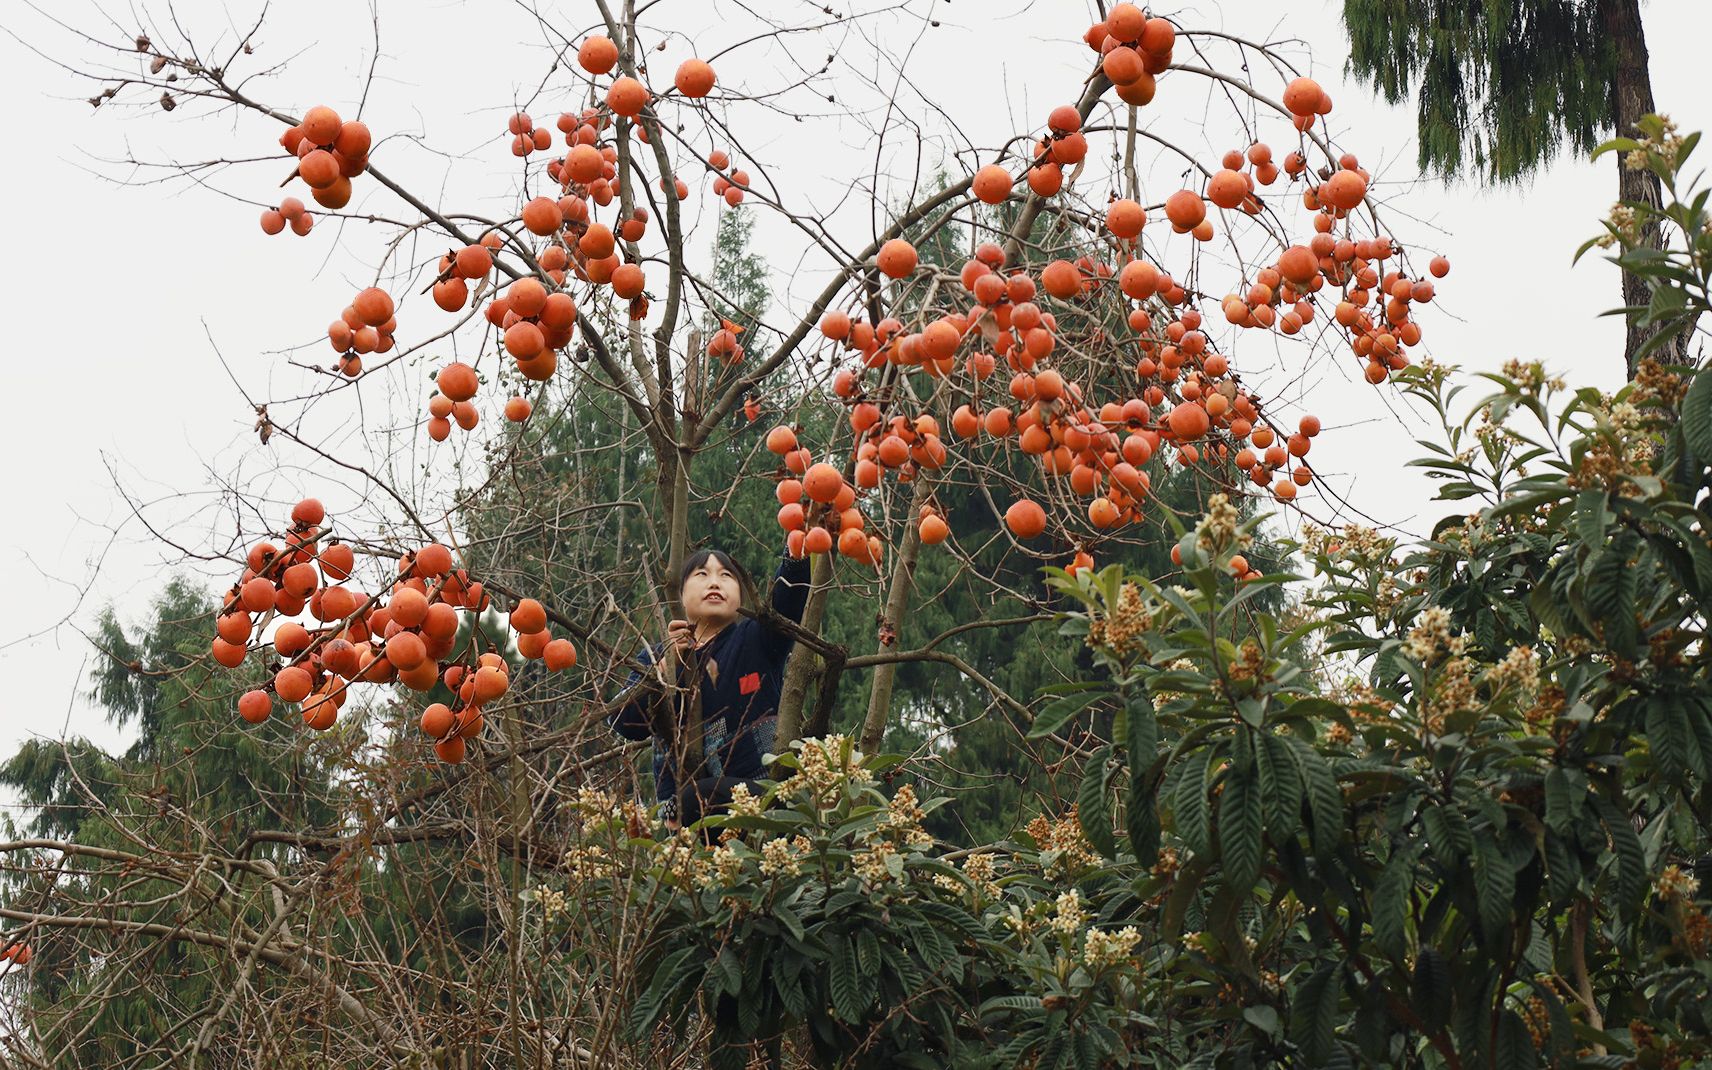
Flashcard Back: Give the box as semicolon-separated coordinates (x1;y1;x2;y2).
1342;0;1614;182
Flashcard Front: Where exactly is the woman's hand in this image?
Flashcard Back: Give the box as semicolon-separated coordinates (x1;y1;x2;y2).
667;619;696;660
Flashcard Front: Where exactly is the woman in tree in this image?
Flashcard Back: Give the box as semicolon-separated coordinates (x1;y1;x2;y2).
609;549;812;826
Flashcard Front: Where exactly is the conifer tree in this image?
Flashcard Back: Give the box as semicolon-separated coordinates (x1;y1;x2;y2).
1342;0;1672;374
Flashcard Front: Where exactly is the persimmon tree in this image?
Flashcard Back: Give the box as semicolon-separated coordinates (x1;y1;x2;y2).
0;0;1480;1065
41;0;1444;770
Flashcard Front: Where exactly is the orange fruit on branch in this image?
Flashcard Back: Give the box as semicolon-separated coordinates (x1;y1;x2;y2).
1106;199;1145;239
544;638;578;671
579;223;616;260
1164;190;1205;232
420;702;455;738
521;197;562;235
1047;105;1081;134
434;735;467;764
1282;77;1322;117
1026;163;1063;197
606;77;649;118
454;244;493;279
1004;499;1047;539
437;362;479;403
432;278;469;312
1139;17;1175;54
1278;245;1318;285
675;59;716;97
1041;260;1081;299
1206;169;1248;210
1321;170;1368;210
611;262;646;299
238;689;272;724
517;629;551;659
972;164;1013;205
473;665;509;703
311;175;352;210
274;665;314;703
334;120;371;159
1168;401;1210;440
300;105;342;146
510;598;547;634
803;462;845;504
1102;46;1145;86
505;321;545;359
390;586;429;628
876;238;918;279
578;35;618;74
352;287;394;327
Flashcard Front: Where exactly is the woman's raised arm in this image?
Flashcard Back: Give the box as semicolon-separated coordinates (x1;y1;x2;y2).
758;553;813;663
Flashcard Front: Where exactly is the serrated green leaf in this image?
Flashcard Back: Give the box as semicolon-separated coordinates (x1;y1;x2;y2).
774;903;806;942
1595;795;1647;913
855;926;880;978
1485;487;1572;524
1494;1008;1535;1070
1257;732;1303;841
1174;747;1215;855
629;945;700;1039
1421;803;1473;868
915;900;987;943
1575;488;1609;544
1126;686;1158;763
1290;963;1339;1063
1126;688;1161;864
1029;689;1103;739
1219;765;1263;891
1373;844;1416;961
1543;769;1583;835
1078;746;1116;858
1582;535;1639;653
1645;695;1690;783
1286;737;1343;855
1411;946;1453;1033
1683;695;1712;780
1472;834;1515;948
828;935;865;1023
713;946;742;996
1544;827;1579;904
776;958;806;1020
979;994;1047;1017
1127;792;1161;867
1592;135;1644;159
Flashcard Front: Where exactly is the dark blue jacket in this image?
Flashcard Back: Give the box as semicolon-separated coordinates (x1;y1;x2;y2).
609;554;812;808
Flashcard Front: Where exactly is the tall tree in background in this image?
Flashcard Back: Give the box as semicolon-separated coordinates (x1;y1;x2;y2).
1342;0;1672;375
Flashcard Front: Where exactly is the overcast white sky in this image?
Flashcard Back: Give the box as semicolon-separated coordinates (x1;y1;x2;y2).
2;0;1706;780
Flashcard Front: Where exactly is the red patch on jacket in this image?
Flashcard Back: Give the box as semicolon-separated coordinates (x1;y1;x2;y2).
739;671;761;695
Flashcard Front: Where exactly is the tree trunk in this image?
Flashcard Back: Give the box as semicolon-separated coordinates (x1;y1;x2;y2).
1601;0;1677;377
776;551;834;747
858;475;933;755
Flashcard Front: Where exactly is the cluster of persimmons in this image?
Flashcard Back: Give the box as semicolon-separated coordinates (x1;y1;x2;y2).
217;2;1446;758
220;498;575;763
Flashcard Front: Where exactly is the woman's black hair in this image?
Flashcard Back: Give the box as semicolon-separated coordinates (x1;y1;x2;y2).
679;549;756;610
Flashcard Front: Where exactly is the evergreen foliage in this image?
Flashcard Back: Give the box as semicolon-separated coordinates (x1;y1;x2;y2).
1341;0;1613;182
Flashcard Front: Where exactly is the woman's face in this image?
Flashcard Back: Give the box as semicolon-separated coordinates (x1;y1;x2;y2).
683;557;740;630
